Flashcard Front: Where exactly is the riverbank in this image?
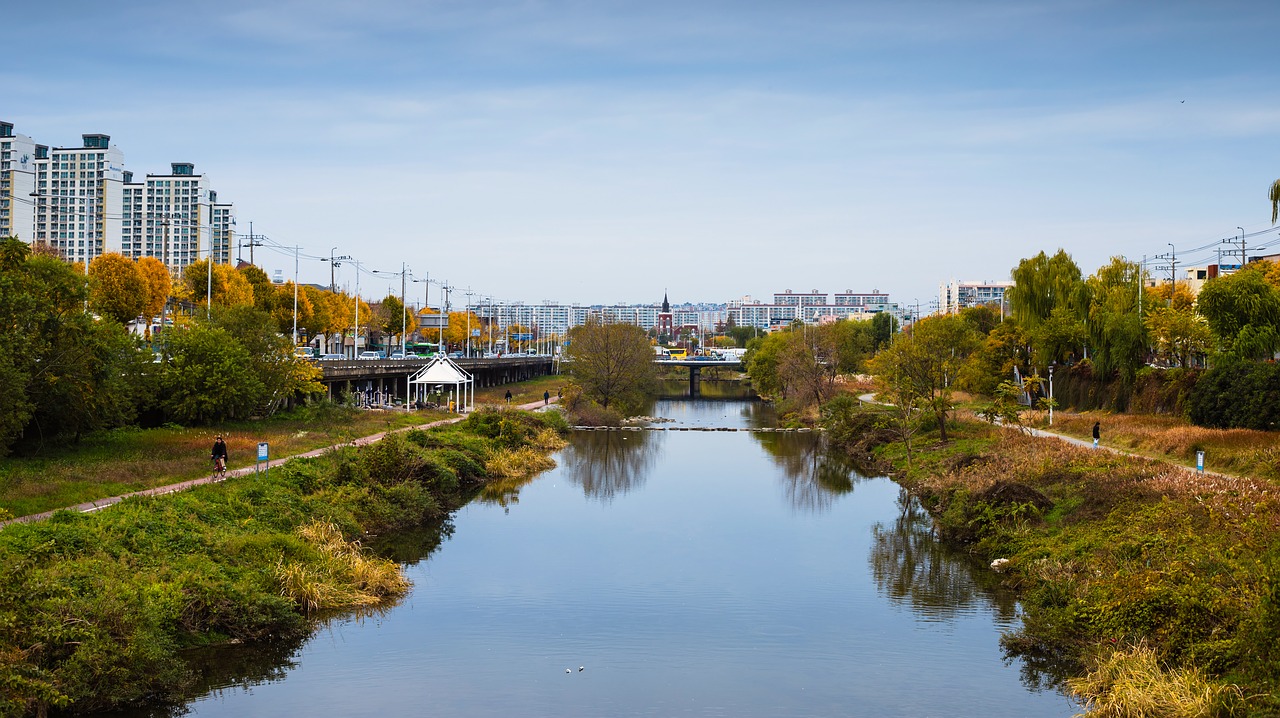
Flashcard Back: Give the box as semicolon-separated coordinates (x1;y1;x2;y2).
0;408;567;717
835;407;1280;716
0;402;449;520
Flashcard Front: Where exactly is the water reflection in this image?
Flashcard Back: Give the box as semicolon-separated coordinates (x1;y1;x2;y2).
750;431;864;512
869;489;1019;623
561;429;660;502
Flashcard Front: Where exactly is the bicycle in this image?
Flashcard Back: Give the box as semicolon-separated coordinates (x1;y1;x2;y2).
212;455;227;478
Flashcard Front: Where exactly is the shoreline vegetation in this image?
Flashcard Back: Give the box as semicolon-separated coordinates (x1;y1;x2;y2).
825;402;1280;717
0;408;567;717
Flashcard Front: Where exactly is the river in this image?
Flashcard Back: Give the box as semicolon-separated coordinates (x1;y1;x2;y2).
155;395;1078;717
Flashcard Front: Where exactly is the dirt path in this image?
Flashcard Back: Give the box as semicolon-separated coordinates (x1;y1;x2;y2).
1;399;558;529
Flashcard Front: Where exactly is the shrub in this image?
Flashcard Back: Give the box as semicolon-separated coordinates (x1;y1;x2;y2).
1187;359;1280;430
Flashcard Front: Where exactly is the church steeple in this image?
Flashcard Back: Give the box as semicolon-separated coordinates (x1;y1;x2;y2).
662;291;670;313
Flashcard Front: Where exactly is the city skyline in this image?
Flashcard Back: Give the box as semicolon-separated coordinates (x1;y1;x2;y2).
5;1;1280;306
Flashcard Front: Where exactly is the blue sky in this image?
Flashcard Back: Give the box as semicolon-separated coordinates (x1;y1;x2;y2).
7;0;1280;308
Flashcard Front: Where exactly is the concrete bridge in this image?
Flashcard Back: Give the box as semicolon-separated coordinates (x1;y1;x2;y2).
654;358;744;395
319;355;555;405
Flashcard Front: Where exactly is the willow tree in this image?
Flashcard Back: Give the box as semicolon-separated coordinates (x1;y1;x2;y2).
1006;250;1088;330
1086;256;1146;386
1270;178;1280;224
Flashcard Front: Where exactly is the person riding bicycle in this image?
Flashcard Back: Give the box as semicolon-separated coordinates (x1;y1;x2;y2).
211;435;229;476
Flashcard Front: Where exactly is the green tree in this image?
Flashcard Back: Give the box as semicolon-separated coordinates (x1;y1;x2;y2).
0;239;150;454
204;305;324;415
1271;178;1280;224
377;294;418;349
1086;257;1146;386
161;325;265;423
958;319;1031;396
1196;268;1280;359
868;315;980;443
564;318;656;413
871;312;898;349
1006;249;1087;330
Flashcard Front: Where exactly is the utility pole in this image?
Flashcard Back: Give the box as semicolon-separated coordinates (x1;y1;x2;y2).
1239;226;1247;266
292;246;299;346
1167;243;1176;307
401;262;408;354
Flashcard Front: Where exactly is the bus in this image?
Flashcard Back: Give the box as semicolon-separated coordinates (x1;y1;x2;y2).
666;348;688;360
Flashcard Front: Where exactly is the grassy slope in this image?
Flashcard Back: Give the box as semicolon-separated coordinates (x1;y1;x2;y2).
0;409;567;716
868;414;1280;716
0;404;446;518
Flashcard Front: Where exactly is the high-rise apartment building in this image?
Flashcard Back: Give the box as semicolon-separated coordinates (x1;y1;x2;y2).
0;121;38;242
938;279;1013;315
32;133;126;265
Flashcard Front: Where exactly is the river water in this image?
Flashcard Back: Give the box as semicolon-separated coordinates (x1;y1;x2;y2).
171;395;1077;717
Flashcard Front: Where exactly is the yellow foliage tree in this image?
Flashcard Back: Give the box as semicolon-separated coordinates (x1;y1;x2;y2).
136;256;171;319
1144;280;1195;311
88;253;146;324
180;259;254;309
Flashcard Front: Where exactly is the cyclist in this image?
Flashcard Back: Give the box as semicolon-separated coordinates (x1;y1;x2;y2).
211;435;229;477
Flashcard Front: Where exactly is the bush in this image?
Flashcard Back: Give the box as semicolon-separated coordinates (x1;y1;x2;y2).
1187;359;1280;430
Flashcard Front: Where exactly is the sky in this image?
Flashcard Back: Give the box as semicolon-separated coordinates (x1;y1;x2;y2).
7;0;1280;308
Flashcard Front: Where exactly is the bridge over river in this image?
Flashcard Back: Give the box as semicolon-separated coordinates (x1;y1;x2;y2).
319;355;744;405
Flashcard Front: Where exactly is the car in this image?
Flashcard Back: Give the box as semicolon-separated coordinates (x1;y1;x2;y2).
319;353;345;361
358;350;386;360
448;351;463;359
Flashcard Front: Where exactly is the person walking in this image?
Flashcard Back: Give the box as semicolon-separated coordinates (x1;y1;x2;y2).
211;435;229;476
504;389;512;405
543;390;551;406
1092;421;1100;449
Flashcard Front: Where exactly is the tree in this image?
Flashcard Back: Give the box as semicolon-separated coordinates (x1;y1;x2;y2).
1145;307;1212;368
161;325;265;423
204;305;324;415
1086;257;1146;386
870;312;898;350
136;256;171;320
182;259;253;309
1006;249;1087;330
958;319;1031;396
0;239;150;454
1197;269;1280;359
87;253;146;324
1144;280;1195;311
1271;178;1280;224
564;318;656;413
867;315;979;442
376;294;418;348
238;264;280;313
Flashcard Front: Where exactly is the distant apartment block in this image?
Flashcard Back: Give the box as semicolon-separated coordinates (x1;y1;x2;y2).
938;279;1013;315
3;120;235;272
0;121;37;242
729;289;905;330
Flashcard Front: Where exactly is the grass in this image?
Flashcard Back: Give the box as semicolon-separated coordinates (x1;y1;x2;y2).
1031;411;1280;481
473;374;567;407
843;409;1280;716
0;409;567;715
0;402;448;519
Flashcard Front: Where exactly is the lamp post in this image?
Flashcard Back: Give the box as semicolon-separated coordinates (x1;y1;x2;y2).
465;290;475;358
352;259;361;358
1048;364;1055;426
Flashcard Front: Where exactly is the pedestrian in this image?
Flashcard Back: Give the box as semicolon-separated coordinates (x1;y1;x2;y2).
1092;421;1100;449
544;390;550;406
210;435;228;476
504;389;512;405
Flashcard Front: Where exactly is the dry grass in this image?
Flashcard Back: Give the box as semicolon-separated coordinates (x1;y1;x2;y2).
1069;643;1242;718
485;447;558;478
1035;412;1280;482
474;375;566;407
277;522;410;615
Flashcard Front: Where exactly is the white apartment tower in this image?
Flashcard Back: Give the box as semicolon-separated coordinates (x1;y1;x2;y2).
127;162;214;271
0;121;38;242
33;133;126;264
210;191;236;265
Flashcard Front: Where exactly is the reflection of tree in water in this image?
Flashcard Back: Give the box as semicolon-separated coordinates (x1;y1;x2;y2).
750;432;863;513
870;489;1018;621
475;473;541;513
563;430;661;502
368;517;455;565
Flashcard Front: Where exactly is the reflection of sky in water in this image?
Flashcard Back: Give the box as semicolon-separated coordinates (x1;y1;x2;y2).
168;399;1076;718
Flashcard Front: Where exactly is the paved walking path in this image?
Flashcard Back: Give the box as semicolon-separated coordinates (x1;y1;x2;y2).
856;392;1238;480
1;399;559;529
